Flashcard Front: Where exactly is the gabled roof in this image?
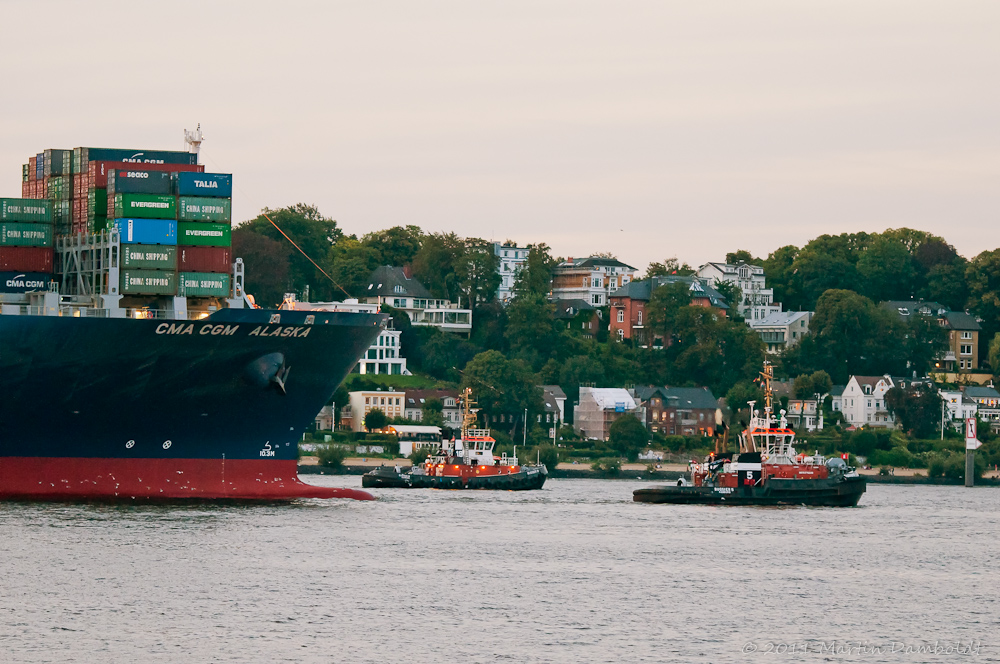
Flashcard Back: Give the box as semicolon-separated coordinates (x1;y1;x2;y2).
829;385;845;397
941;311;981;331
611;276;729;309
552;298;596;319
541;385;567;400
881;300;949;319
557;256;636;270
633;386;718;410
366;265;432;299
963;386;1000;399
404;388;460;408
851;375;893;390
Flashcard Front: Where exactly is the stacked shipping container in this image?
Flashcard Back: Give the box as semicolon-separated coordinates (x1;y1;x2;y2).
16;145;234;298
0;198;54;292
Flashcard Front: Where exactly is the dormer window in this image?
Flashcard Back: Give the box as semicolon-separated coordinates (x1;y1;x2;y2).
393;285;405;294
897;307;909;316
864;385;872;395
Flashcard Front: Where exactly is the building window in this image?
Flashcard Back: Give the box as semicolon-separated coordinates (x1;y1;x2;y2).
394;285;404;293
617;309;624;323
592;278;601;288
637;311;642;325
365;397;370;405
961;344;972;355
962;331;972;339
593;294;602;305
617;329;624;341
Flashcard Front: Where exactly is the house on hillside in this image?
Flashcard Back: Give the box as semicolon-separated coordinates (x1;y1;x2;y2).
573;387;641;440
880;300;981;371
403;389;462;428
541;385;567;429
552;299;602;339
963;386;1000;424
940;389;978;426
632;386;719;436
608;276;729;346
364;265;472;334
696;260;782;321
749;311;812;353
494;241;529;303
786;399;822;431
840;376;896;428
551;256;637;307
343;389;406;432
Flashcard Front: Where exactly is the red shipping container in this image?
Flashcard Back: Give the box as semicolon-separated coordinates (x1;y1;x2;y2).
88;160;205;188
177;246;232;273
21;182;29;197
28;157;37;182
0;247;54;272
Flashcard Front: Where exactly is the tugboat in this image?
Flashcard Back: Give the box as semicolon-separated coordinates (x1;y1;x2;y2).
633;362;866;506
362;389;547;490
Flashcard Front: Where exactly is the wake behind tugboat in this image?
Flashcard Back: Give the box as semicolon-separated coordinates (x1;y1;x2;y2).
363;389;547;491
633;362;866;507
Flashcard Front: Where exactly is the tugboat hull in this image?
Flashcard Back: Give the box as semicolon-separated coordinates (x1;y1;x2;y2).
633;476;866;507
362;465;547;490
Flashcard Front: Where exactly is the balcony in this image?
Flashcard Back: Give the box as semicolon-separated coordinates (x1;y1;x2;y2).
412;306;473;333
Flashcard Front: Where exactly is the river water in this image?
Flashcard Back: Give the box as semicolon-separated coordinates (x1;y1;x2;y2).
1;479;997;663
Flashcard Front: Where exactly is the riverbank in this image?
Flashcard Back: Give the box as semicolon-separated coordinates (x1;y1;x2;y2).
298;457;1000;485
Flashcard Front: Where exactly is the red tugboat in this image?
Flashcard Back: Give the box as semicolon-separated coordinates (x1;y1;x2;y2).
362;389;547;490
633;363;865;506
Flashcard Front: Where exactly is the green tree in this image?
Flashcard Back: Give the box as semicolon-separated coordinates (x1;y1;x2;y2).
725;380;764;418
725;250;758;264
504;292;559;367
856;234;920;303
713;281;743;318
795;289;906;383
885;384;940;438
240;204;344;300
421;398;445;427
762;245;799;309
668;306;766;395
793;374;814;399
645;257;695;278
645;281;692;340
328;237;381;297
514;243;556;296
966;249;1000;355
232;227;291;307
412;232;465;300
988;332;1000;373
364;408;388;432
461;350;544;433
316;444;347;469
456;238;502;306
608;414;649;461
361;225;424;266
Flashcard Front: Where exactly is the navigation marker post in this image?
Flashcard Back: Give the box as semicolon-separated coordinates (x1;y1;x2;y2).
965;418;981;488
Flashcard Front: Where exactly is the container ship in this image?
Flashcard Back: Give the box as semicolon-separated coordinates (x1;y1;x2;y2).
1;133;383;501
633;362;866;506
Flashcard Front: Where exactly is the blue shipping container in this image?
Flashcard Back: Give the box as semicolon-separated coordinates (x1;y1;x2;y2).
175;172;232;198
114;218;178;245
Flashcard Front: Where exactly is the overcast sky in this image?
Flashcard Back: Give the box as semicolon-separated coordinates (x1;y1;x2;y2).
2;1;998;271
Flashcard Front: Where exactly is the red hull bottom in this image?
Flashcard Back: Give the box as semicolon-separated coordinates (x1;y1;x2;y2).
0;457;375;502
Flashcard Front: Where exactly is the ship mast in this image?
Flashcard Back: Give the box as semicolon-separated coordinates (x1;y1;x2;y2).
759;361;774;428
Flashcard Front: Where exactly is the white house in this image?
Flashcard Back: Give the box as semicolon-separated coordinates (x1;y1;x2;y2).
940;390;978;425
364;265;472;334
344;390;405;432
494;242;529;302
403;389;462;428
696;261;782;321
357;327;408;376
749;311;812;353
840;376;896;428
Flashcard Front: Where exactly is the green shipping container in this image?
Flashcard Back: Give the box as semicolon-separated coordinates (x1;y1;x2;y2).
87;189;107;217
90;217;112;234
177;221;231;247
0;222;53;247
178;272;231;297
177;197;231;222
120;269;177;295
1;198;52;223
122;244;177;270
113;193;176;220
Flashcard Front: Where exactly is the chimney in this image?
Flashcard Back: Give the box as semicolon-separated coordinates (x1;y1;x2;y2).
402;265;413;279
